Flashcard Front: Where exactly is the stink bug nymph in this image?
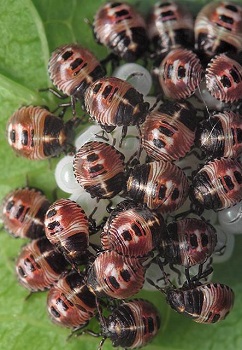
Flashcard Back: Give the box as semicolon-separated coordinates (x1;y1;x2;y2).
47;270;96;330
86;250;145;299
6;106;76;160
93;2;149;62
126;160;189;214
147;278;234;324
98;299;161;349
48;43;106;101
194;2;242;59
100;200;167;258
155;48;204;100
84;76;150;137
1;187;50;239
44;198;90;268
141;100;197;162
16;237;69;292
195;111;242;160
161;217;217;268
147;1;194;56
190;157;242;212
206;52;242;104
73;141;126;199
166;282;234;324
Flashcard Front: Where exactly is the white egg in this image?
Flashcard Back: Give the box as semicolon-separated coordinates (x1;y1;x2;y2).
69;190;109;226
113;63;152;96
212;224;235;263
112;126;141;161
218;202;242;234
175;151;201;177
75;125;112;149
202;209;218;225
54;155;80;194
174;259;214;288
194;80;227;111
143;259;176;291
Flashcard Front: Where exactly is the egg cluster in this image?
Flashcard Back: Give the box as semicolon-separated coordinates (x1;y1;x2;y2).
1;1;242;349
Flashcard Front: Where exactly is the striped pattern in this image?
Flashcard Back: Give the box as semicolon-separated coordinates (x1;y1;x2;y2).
167;282;234;324
105;299;160;348
48;44;105;97
47;270;96;329
126;160;189;214
165;218;217;267
84;77;149;128
141;101;196;161
2;187;50;238
196;111;242;160
195;2;242;57
101;200;166;257
206;53;242;103
147;1;194;54
7;106;69;160
93;2;148;61
73;141;125;199
191;157;242;211
87;250;145;299
44;198;89;266
158;48;203;99
16;237;68;292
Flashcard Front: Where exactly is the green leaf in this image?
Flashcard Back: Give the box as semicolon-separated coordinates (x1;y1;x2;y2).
0;1;242;350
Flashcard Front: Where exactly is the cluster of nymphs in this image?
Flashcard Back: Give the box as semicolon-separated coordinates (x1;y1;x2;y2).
2;1;242;349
